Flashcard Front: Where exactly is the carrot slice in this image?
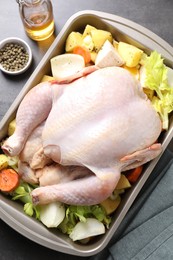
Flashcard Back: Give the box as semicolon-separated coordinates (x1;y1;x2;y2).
0;168;20;192
73;46;91;64
126;166;143;183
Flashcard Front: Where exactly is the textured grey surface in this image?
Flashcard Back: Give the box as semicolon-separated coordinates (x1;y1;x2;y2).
0;0;173;259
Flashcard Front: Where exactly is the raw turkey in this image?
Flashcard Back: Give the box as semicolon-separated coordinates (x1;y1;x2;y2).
2;66;162;205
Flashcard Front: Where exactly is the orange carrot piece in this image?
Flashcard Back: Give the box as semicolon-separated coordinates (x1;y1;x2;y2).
73;46;91;64
0;168;20;192
126;166;143;183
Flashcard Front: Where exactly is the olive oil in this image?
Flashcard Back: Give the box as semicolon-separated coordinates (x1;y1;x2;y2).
17;0;55;41
23;12;55;41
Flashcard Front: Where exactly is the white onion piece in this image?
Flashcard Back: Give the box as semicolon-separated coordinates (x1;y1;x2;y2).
39;202;65;228
51;54;85;82
69;218;105;241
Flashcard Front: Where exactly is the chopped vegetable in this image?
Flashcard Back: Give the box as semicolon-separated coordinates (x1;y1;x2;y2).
0;168;20;192
69;218;105;241
82;35;94;52
95;40;124;68
118;42;143;67
11;180;111;234
41;75;55;82
125;166;143;183
73;46;91;64
40;202;65;228
58;204;111;235
82;24;97;38
65;32;83;52
90;29;113;52
50;53;85;82
100;195;121;215
142;51;173;129
143;87;155;100
12;182;40;219
115;174;131;189
0;154;8;170
8;119;16;136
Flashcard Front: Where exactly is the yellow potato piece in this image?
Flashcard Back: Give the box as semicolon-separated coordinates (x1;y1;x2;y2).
90;29;113;52
143;88;155;100
101;195;121;215
65;32;83;52
82;24;97;38
115;174;131;190
41;75;55;82
118;42;143;67
8;119;16;136
0;154;8;170
82;35;94;52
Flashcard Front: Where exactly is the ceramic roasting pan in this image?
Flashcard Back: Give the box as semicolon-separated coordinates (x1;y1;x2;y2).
1;10;173;256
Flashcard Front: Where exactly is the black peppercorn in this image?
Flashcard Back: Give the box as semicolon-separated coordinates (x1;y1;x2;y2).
0;42;29;72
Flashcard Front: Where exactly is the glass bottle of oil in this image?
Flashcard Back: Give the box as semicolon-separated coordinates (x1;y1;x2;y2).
16;0;55;41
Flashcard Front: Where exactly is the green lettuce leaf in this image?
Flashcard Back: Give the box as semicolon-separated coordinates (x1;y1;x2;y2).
12;182;40;219
58;204;111;235
144;51;173;129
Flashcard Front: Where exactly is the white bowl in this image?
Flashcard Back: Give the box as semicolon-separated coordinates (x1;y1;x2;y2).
0;37;32;75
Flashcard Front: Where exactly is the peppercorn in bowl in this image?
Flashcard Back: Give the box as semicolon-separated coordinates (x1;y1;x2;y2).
0;37;32;75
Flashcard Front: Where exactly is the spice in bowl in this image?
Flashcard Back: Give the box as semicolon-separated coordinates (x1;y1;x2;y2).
0;37;32;75
0;43;29;72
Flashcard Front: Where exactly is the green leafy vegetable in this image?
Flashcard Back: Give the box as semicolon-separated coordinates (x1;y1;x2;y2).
58;204;111;235
11;181;111;237
143;51;173;130
12;182;40;219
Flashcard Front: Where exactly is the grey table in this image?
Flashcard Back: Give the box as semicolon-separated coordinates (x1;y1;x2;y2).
0;1;173;259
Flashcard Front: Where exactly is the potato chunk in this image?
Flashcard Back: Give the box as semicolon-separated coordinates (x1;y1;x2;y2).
115;174;131;189
118;42;143;67
0;154;8;170
41;75;55;82
100;195;121;215
65;32;83;52
82;24;97;38
8;119;16;136
90;29;113;52
82;35;94;52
